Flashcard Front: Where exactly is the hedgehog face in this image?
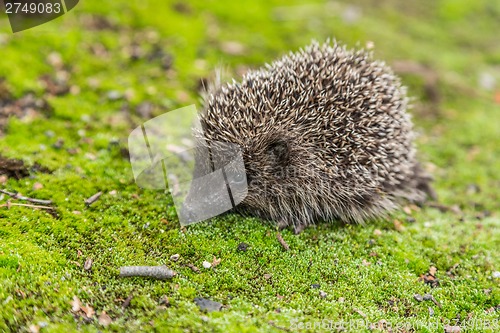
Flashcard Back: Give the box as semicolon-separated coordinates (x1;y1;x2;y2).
236;137;301;217
243;138;290;186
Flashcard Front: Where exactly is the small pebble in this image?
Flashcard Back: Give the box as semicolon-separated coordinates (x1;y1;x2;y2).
53;138;64;149
492;271;500;278
414;294;423;302
202;261;212;269
311;284;320;289
84;258;93;271
220;41;245;55
465;183;480;195
319;291;327;298
194;297;222;312
81;114;91;123
170;254;180;262
237;242;249;252
47;52;63;69
107;90;122;100
44;130;55;138
159;296;170;306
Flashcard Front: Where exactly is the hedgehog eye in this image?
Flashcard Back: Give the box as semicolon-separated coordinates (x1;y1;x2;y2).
267;139;289;166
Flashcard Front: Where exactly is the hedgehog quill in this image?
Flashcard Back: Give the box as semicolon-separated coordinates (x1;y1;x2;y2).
183;41;435;233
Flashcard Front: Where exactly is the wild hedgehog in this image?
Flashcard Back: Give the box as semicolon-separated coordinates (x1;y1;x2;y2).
183;41;434;233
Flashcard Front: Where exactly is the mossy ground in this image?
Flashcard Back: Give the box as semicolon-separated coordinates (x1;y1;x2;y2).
0;0;499;332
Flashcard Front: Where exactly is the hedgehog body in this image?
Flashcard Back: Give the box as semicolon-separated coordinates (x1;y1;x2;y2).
187;41;433;233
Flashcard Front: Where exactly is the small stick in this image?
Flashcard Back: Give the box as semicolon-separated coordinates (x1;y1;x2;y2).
0;189;52;205
84;191;102;206
423;294;442;308
119;265;176;280
186;263;201;273
276;232;290;251
1;201;55;210
122;294;133;308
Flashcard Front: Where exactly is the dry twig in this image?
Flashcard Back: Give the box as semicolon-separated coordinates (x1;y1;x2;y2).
119;265;176;280
276;232;290;251
0;189;52;205
85;191;102;206
1;201;54;210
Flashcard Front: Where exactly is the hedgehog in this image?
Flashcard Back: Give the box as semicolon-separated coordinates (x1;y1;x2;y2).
181;41;434;233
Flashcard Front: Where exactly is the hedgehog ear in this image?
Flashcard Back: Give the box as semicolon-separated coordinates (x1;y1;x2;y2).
267;139;289;166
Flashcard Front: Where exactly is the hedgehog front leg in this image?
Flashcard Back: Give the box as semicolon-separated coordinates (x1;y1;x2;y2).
292;223;306;234
277;219;306;234
277;219;289;231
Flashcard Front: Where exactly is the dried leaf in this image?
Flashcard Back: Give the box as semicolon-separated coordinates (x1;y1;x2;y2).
444;325;461;333
211;256;221;267
98;311;112;326
354;308;367;318
393;219;405;232
81;304;95;318
28;324;40;333
71;295;82;312
485;307;495;314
